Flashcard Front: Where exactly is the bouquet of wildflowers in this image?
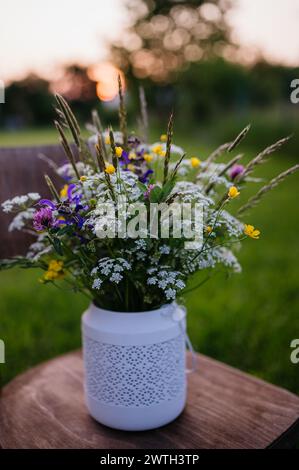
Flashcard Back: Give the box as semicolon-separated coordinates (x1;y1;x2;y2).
2;81;298;312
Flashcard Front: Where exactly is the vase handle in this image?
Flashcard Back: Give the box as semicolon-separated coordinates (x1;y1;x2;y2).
170;304;197;374
161;303;197;373
184;328;197;374
177;320;197;374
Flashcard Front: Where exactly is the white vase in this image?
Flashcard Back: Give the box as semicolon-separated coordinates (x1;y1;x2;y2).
81;302;187;431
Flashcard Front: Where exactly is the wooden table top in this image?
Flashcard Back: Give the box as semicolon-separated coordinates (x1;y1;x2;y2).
1;350;299;449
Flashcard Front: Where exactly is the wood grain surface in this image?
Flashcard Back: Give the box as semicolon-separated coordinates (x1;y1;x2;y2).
0;350;299;449
0;145;69;258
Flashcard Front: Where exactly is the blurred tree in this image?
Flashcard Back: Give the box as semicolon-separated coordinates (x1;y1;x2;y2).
0;75;53;128
51;65;96;102
111;0;235;82
0;66;100;129
51;64;98;122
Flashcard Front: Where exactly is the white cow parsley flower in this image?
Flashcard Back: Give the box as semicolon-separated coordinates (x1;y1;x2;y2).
2;193;40;213
9;208;35;231
92;278;103;290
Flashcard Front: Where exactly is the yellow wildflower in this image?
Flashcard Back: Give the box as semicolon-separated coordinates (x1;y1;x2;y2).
144;153;153;163
228;186;240;199
44;270;64;281
80;175;87;182
48;260;64;272
205;225;213;235
43;260;64;281
105;135;111;145
43;271;57;281
105;164;116;175
244;224;260;240
160;134;167;142
152;144;163;154
190;157;201;168
60;184;69;198
115;146;123;158
159;150;166;157
127;164;135;172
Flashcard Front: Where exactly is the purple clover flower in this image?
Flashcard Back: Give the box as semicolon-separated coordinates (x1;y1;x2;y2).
229;164;245;180
33;207;57;232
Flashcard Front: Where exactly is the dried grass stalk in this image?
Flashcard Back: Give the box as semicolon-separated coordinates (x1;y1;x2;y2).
56;94;94;165
44;174;60;202
96;136;115;200
55;94;80;147
237;135;291;182
95;136;106;172
118;75;128;151
205;142;231;167
238;163;299;215
91;109;108;160
109;128;118;168
139;86;148;142
205;154;243;194
218;154;243;177
55;120;80;180
92;109;103;133
37;153;58;171
170;153;186;180
228;124;251;153
163;112;174;184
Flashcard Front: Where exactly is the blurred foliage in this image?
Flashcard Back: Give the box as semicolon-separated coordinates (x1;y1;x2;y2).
1;75;54;129
112;0;234;82
129;58;299;116
1;59;299;149
0;66;99;129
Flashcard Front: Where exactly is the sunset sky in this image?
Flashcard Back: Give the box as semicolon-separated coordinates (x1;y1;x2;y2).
1;0;299;83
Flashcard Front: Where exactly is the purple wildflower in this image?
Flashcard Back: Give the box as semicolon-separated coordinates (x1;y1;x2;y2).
144;184;155;199
140;169;153;183
67;183;77;201
33;207;56;232
38;199;57;210
229;164;245;180
120;150;130;165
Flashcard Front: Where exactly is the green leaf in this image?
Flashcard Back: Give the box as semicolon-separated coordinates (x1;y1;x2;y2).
137;181;147;193
58;226;73;236
52;237;63;255
149;186;162;203
159;178;176;202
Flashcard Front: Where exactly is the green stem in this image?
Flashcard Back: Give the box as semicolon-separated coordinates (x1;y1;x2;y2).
183;274;212;295
191;199;228;263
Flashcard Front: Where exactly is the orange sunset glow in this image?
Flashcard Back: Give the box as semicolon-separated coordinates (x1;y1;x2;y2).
88;62;125;102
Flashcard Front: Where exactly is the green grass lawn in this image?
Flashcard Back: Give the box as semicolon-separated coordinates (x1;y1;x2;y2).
0;128;299;399
0;128;59;146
